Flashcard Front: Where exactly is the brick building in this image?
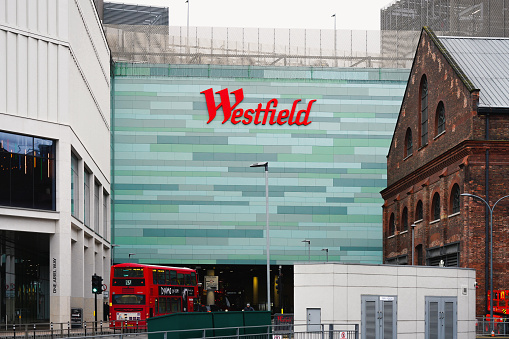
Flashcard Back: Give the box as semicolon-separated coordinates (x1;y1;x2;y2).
381;27;509;316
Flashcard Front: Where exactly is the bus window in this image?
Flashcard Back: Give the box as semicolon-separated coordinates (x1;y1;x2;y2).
165;271;170;285
170;271;177;285
169;298;181;313
191;272;196;286
114;268;144;278
158;298;167;314
112;294;146;305
177;273;184;285
153;270;157;284
184;274;191;286
157;270;165;284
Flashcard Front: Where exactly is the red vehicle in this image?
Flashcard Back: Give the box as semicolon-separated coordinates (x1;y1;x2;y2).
109;263;198;329
485;289;509;333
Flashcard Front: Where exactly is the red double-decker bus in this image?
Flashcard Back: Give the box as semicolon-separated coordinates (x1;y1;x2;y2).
109;263;198;329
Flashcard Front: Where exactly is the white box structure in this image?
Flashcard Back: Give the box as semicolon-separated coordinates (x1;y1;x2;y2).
294;263;476;339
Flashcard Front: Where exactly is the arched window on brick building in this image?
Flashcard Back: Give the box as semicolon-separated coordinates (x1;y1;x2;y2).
420;75;428;147
389;213;395;236
402;207;408;232
432;193;441;221
450;184;460;214
405;128;413;158
436;101;445;135
416;200;423;221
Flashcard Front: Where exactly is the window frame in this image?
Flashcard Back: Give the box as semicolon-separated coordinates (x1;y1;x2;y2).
416;200;424;221
405;128;413;158
389;213;395;236
450;184;460;214
420;76;429;147
436;101;445;136
402;206;408;232
432;193;441;221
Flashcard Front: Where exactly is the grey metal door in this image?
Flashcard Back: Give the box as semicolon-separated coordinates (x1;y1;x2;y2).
425;297;457;339
362;295;397;339
307;308;321;332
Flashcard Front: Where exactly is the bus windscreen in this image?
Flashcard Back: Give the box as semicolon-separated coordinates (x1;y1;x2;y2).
114;268;144;278
112;294;146;305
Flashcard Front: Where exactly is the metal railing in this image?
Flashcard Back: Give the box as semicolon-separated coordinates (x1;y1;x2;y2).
0;323;359;339
0;321;140;339
476;317;509;336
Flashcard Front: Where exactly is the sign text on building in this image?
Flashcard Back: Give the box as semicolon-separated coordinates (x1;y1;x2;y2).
201;88;316;126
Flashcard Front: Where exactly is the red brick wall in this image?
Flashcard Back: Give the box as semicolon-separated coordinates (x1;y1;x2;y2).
386;30;477;187
382;28;509;315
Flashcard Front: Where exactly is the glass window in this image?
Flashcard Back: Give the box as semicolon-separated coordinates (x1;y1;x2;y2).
170;270;177;285
94;181;100;232
436;102;445;135
416;200;423;221
169;298;181;313
191;272;196;286
451;184;460;214
71;154;79;217
103;191;109;237
0;132;56;210
158;298;166;313
114;267;144;278
402;207;408;232
112;294;146;305
405;128;413;157
432;193;441;221
177;273;184;285
84;171;90;226
184;274;191;286
420;76;428;146
165;271;170;284
389;213;395;236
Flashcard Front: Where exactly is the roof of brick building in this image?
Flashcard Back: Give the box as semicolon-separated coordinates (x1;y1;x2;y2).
438;35;509;109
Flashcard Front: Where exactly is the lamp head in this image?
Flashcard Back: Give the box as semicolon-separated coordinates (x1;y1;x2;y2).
250;161;268;168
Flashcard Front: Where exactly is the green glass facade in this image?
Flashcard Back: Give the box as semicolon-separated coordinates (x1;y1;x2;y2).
111;64;408;265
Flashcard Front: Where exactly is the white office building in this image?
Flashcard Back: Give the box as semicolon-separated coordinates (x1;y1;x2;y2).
0;0;111;323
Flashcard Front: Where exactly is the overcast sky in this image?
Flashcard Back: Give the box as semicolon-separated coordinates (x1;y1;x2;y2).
110;0;394;31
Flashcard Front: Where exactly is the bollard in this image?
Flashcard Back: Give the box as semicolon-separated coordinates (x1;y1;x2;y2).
84;322;87;336
100;320;103;334
67;321;70;337
51;322;53;339
13;324;16;339
33;324;36;339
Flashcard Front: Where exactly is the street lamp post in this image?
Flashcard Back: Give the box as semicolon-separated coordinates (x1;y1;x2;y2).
332;14;337;67
302;240;310;262
186;0;190;54
461;192;509;333
411;224;416;265
250;161;270;312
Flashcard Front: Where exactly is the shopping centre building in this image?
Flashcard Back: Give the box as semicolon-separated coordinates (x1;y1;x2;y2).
110;63;408;310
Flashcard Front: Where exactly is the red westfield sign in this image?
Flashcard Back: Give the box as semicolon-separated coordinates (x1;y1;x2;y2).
201;88;316;125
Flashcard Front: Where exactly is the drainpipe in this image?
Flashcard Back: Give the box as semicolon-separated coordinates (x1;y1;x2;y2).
485;113;490;317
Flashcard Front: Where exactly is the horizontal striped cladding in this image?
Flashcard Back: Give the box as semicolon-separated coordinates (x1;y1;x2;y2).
111;64;407;265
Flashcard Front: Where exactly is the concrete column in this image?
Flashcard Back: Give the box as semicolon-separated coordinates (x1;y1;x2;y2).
50;138;72;323
84;236;94;322
71;229;84;306
206;269;215;305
